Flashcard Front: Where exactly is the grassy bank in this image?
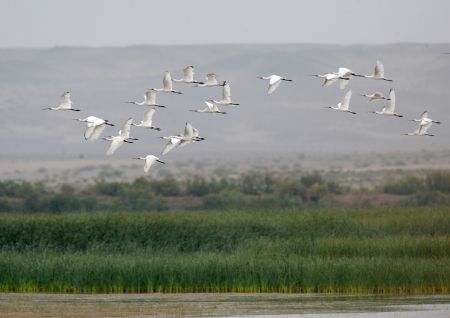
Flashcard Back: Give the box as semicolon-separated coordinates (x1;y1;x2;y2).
0;207;449;293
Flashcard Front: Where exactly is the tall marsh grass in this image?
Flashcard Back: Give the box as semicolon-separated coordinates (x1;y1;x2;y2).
0;207;449;293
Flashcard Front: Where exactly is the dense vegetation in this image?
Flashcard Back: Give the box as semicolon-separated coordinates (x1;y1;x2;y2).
0;208;449;293
0;171;341;212
382;170;450;206
2;170;450;213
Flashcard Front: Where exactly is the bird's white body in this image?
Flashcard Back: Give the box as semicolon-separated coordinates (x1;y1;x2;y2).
327;90;356;114
104;118;136;155
77;116;112;141
363;61;392;81
361;91;390;102
128;90;166;108
191;101;226;114
371;89;403;117
258;75;292;94
197;73;222;87
210;82;239;106
132;108;161;130
173;66;203;84
44;92;80;111
133;155;165;173
152;72;182;94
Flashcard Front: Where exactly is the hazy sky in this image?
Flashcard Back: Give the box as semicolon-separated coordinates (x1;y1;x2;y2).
0;0;449;47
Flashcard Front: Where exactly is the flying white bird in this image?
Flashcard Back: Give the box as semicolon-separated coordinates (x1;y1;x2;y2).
173;66;204;84
76;116;114;141
403;121;434;136
312;71;352;89
410;111;441;125
133;155;165;173
132;108;161;130
127;90;166;108
43;92;80;111
160;136;182;155
361;91;390;102
178;124;204;148
103;118;138;156
208;81;239;106
160;122;204;155
370;89;403;117
363;61;393;81
196;73;224;87
190;101;226;114
151;71;182;94
337;67;362;79
326;90;356;114
257;75;293;94
335;67;363;89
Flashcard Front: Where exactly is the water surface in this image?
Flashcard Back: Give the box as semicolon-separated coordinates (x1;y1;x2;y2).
0;293;448;317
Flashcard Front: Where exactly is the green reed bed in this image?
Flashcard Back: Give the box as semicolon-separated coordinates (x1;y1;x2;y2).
0;252;448;294
0;207;449;293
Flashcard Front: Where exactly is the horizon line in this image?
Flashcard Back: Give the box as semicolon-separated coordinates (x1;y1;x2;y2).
1;41;450;50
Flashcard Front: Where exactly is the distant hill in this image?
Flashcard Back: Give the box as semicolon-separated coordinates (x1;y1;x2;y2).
1;43;450;159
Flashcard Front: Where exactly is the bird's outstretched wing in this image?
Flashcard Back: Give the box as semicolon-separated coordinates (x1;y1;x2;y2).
374;61;384;78
161;137;180;155
145;90;156;105
385;89;396;113
144;156;157;173
106;138;123;156
206;73;218;85
222;82;231;101
163;72;173;91
323;76;337;87
183;122;194;139
338;67;352;77
339;90;352;111
120;118;133;139
419;121;432;135
211;103;222;112
84;126;95;140
90;124;106;141
268;79;282;94
184;66;194;82
205;101;215;111
373;92;384;99
143;108;155;124
60;92;72;109
420;111;429;120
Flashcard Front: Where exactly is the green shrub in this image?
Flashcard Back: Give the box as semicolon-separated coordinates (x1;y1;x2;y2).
186;177;210;196
89;181;126;196
382;176;424;195
148;177;181;196
425;170;450;193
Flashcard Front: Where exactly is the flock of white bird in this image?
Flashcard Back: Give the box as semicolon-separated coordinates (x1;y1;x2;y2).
43;67;239;173
312;60;441;136
43;61;441;173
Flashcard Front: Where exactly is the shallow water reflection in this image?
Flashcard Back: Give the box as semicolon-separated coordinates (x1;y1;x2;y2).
0;293;448;317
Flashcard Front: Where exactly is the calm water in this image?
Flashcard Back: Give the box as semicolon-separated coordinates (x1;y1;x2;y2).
0;293;449;317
